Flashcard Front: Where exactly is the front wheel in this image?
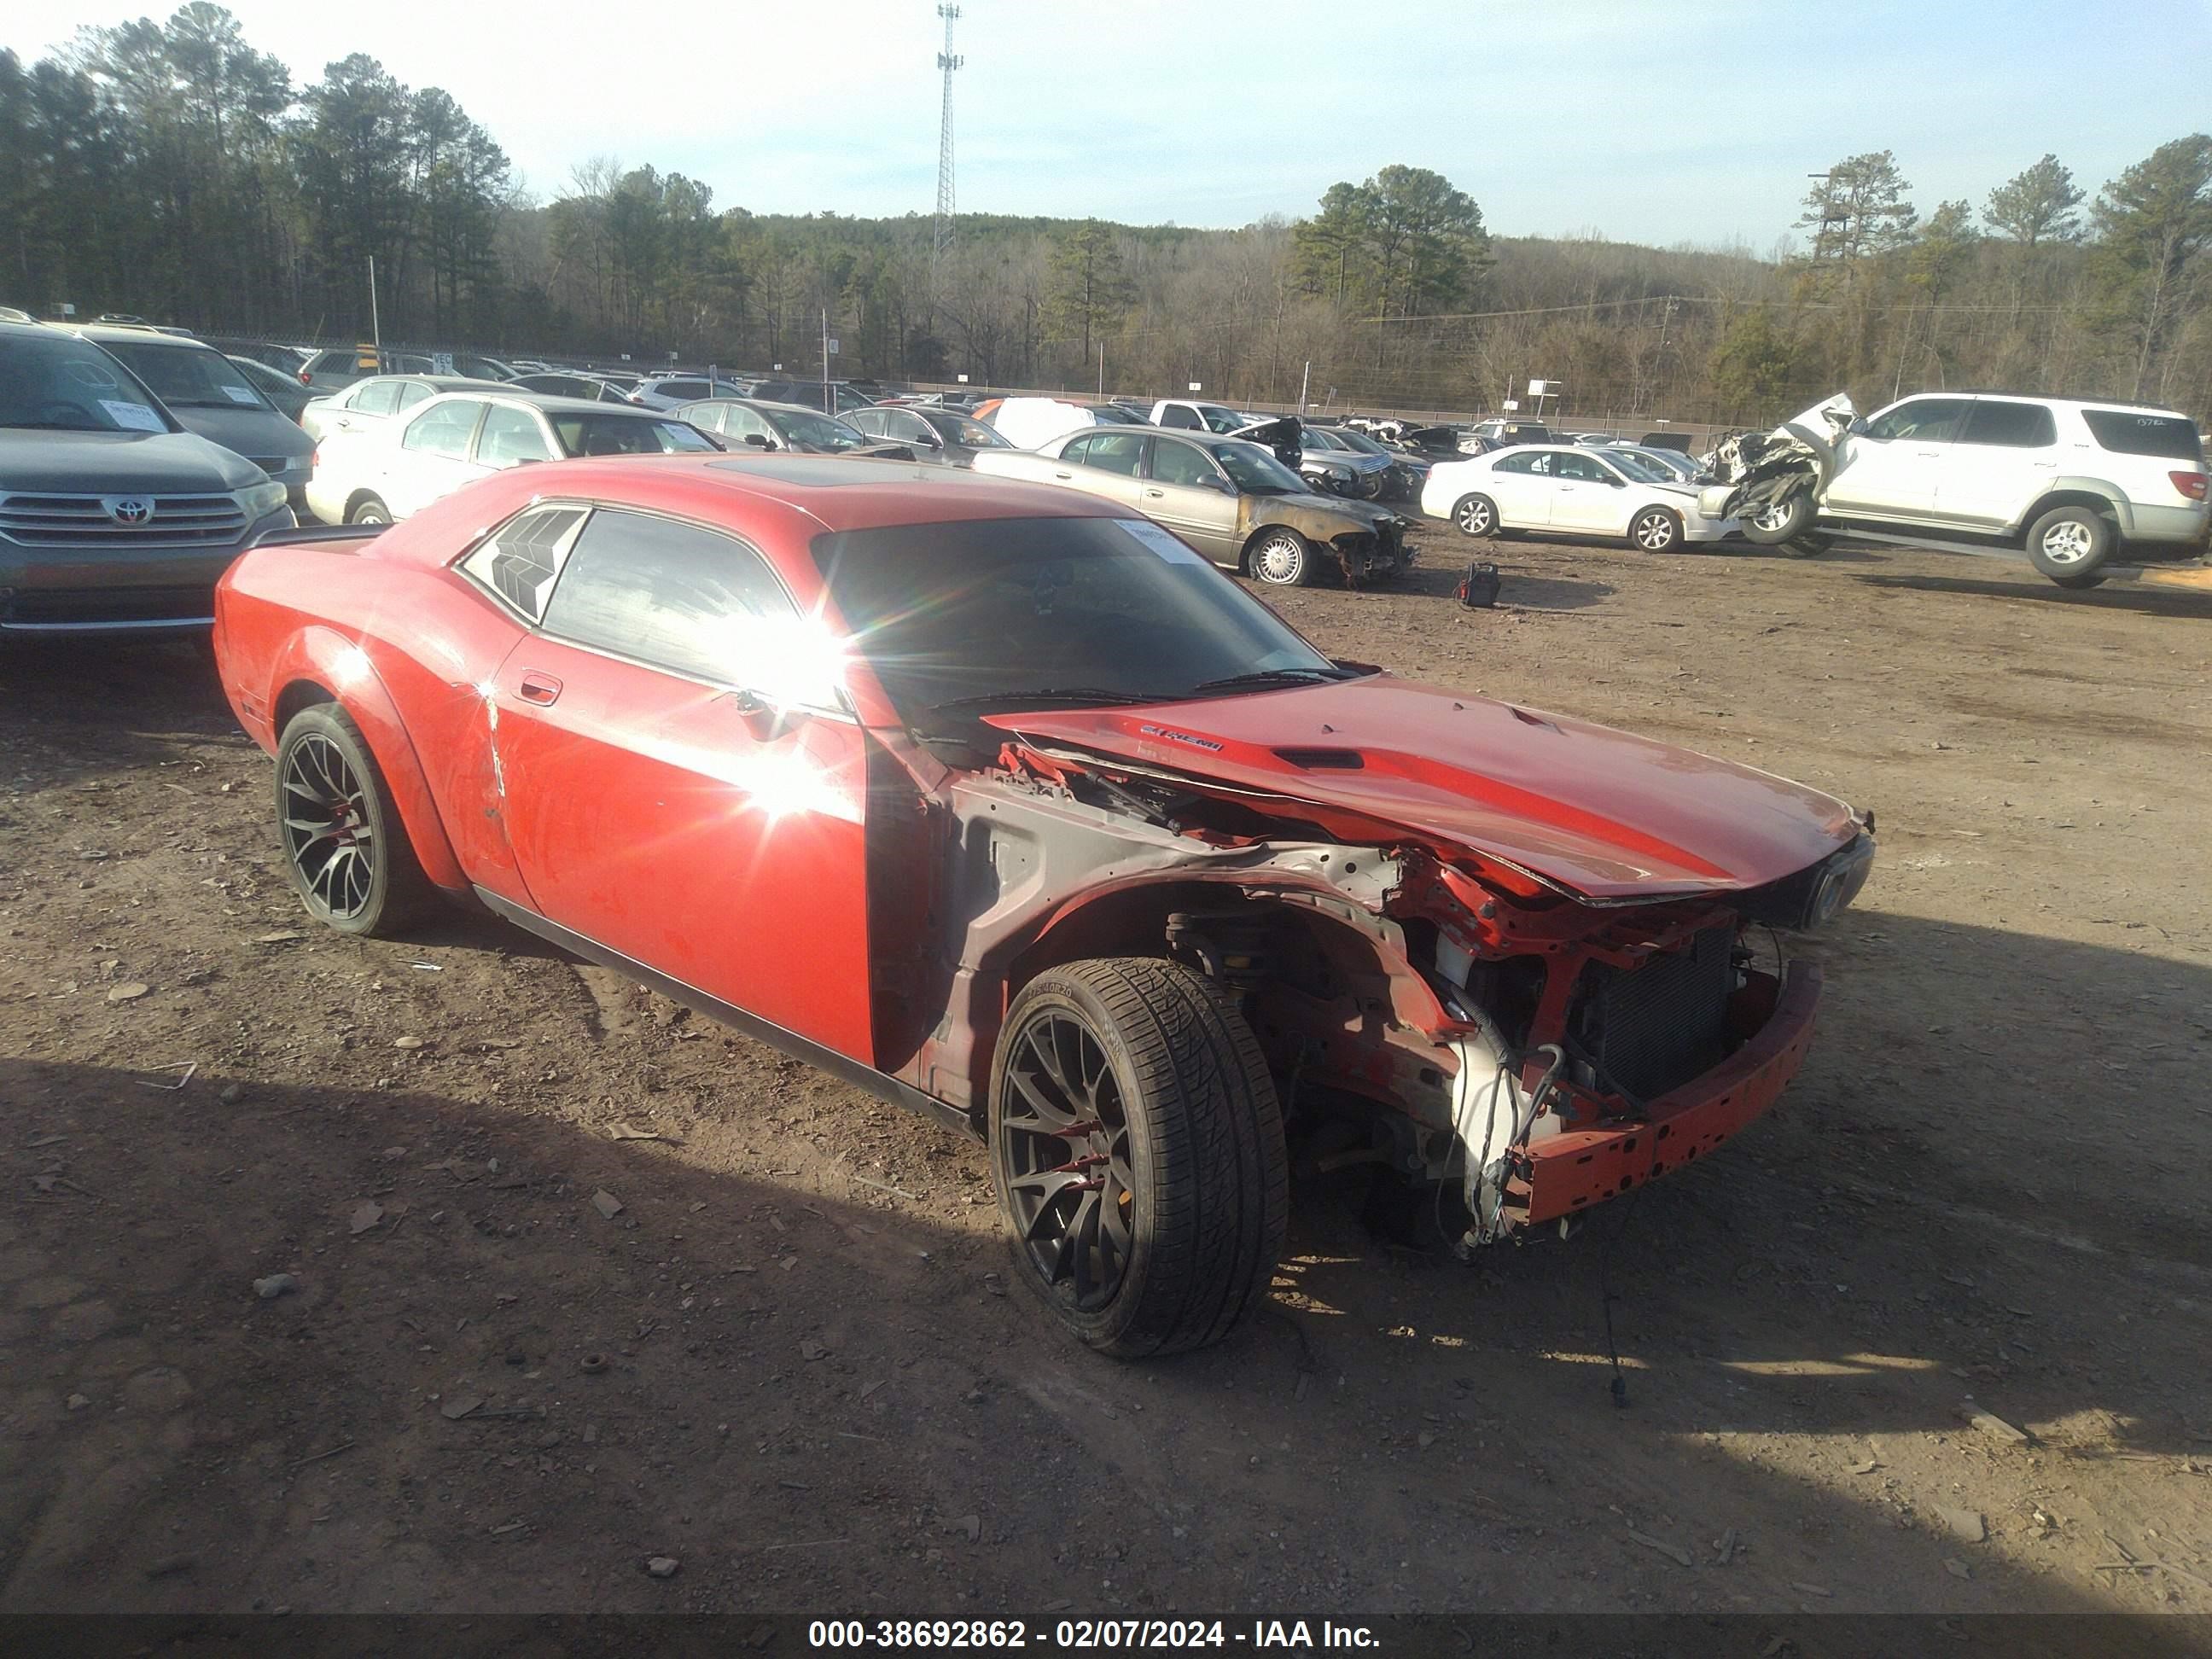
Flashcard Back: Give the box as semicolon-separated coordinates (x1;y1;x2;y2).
1246;528;1314;587
1740;489;1817;546
1628;507;1682;552
2027;505;2115;585
989;958;1287;1358
346;495;391;527
1452;493;1499;538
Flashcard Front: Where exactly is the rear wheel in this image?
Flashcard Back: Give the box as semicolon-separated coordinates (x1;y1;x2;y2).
1246;528;1314;587
346;495;391;527
1452;493;1499;538
274;703;431;938
989;958;1287;1358
2027;506;2115;585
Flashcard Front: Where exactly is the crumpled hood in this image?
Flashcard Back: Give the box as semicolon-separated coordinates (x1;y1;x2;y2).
0;429;265;494
986;675;1860;899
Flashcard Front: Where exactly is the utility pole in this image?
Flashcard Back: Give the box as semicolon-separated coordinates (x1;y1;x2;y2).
822;308;832;415
368;256;382;370
931;6;963;294
1298;360;1311;415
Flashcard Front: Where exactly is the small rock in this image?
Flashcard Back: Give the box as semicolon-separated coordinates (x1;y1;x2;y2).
947;1514;981;1543
1937;1507;1986;1544
1943;1557;1971;1580
1956;1400;2030;1444
66;1394;90;1412
1851;1458;1882;1475
253;930;304;944
107;982;150;1003
253;1273;299;1301
143;1553;196;1580
505;1349;527;1367
440;1395;482;1421
1627;1529;1693;1568
591;1190;624;1220
645;1556;680;1579
219;1083;244;1104
393;1036;426;1051
800;1340;830;1361
1790;1581;1833;1598
348;1202;384;1235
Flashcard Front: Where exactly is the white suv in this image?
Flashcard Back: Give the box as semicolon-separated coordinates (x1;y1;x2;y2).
1725;393;2209;588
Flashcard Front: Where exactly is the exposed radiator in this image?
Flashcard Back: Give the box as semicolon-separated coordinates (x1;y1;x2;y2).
1568;924;1737;1103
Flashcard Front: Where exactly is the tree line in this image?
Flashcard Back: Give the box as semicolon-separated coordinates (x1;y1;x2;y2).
3;6;2208;428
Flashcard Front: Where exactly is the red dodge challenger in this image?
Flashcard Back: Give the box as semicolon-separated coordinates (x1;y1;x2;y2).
213;455;1874;1356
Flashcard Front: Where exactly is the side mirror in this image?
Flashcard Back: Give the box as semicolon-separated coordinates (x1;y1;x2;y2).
743;433;771;449
1848;417;1870;436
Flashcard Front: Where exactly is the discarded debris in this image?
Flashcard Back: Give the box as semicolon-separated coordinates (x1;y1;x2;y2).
107;981;150;1003
440;1395;483;1420
135;1062;196;1091
608;1123;676;1143
349;1202;385;1235
66;1394;90;1412
591;1190;625;1220
859;1380;887;1400
1714;1528;1738;1564
948;1514;982;1543
1937;1507;1987;1544
1790;1582;1833;1598
1627;1529;1694;1568
410;963;443;972
853;1174;920;1201
288;1441;357;1470
1850;1458;1882;1476
254;930;305;944
800;1340;830;1361
645;1556;681;1579
1955;1400;2031;1444
143;1554;196;1580
219;1083;244;1104
24;1133;67;1150
393;1035;427;1051
579;1353;609;1375
253;1273;300;1301
1943;1557;1971;1580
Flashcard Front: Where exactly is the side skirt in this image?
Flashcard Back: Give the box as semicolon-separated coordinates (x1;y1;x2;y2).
473;887;981;1144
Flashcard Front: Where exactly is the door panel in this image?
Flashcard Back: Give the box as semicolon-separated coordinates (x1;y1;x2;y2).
1936;399;2060;526
486;506;875;1062
1140;439;1241;559
1548;453;1627;532
1826;397;1969;515
1052;432;1149;510
1486;457;1555;527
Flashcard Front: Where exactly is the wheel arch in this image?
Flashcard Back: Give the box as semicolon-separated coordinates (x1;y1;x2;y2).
267;627;468;893
2016;485;2133;540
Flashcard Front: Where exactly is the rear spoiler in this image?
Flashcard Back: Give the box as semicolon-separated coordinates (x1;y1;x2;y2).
247;521;390;550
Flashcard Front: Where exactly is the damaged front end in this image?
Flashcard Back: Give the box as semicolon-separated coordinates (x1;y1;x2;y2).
1701;393;1855;546
926;717;1873;1253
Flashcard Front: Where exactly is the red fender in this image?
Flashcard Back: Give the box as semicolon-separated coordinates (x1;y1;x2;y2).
265;626;469;894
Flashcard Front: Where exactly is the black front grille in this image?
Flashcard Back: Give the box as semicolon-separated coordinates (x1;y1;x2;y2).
1569;925;1737;1102
0;491;247;550
3;585;217;625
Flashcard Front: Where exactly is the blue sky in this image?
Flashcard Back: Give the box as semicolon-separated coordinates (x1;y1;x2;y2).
30;0;2212;244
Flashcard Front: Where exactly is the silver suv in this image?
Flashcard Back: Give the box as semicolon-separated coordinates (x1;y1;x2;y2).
1717;392;2209;588
0;321;294;636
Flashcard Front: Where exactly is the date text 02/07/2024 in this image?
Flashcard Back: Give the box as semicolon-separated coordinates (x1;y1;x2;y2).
806;1621;1380;1650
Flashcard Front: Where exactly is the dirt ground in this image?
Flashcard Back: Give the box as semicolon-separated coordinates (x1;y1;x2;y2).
2;525;2210;1624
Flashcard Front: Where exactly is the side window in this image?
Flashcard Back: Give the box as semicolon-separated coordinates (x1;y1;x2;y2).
845;411;883;436
1150;439;1220;488
724;405;771;445
402;399;483;457
1554;452;1607;481
394;381;435;413
477;405;553;467
1074;432;1148;476
1159;405;1202;430
1491;452;1537;474
458;505;589;620
353;380;403;416
1865;398;1970;443
540;509;800;689
894;413;937;445
1959;400;2058;448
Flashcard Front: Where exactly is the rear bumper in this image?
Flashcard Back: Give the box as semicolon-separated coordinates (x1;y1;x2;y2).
1511;963;1819;1227
2125;501;2211;546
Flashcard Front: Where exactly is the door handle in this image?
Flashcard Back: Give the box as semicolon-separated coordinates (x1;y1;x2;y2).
2032;459;2058;469
1053;470;1073;480
1144;487;1164;498
1915;449;1941;457
515;672;562;707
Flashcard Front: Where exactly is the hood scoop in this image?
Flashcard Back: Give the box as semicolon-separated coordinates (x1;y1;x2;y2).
1272;747;1366;771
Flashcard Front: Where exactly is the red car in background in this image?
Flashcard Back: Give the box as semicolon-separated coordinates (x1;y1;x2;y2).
212;456;1874;1357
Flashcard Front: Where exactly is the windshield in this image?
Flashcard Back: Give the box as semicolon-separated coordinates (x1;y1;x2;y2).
0;333;178;433
812;515;1338;733
1605;450;1673;483
928;412;1010;448
105;339;273;410
550;414;719;456
1324;427;1389;457
1196;405;1248;434
767;407;871;451
1215;440;1307;495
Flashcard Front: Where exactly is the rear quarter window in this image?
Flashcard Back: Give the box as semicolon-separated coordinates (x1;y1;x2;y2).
2081;410;2204;461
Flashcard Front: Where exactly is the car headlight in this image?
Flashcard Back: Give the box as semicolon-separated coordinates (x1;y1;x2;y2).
237;480;288;519
1741;834;1875;932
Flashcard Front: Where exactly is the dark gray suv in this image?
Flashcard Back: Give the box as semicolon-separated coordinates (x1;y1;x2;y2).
0;321;294;636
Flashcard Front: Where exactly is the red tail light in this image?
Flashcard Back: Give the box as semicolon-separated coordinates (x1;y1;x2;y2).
311;446;320;469
299;370;311;384
2171;470;2208;501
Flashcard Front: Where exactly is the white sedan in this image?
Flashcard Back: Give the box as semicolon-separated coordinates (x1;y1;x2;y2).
1421;444;1737;552
306;390;717;525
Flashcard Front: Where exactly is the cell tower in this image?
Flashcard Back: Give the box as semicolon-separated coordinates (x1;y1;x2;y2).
933;4;963;281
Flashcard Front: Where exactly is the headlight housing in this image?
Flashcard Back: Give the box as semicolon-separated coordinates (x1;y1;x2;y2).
237;480;288;520
1738;833;1876;932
